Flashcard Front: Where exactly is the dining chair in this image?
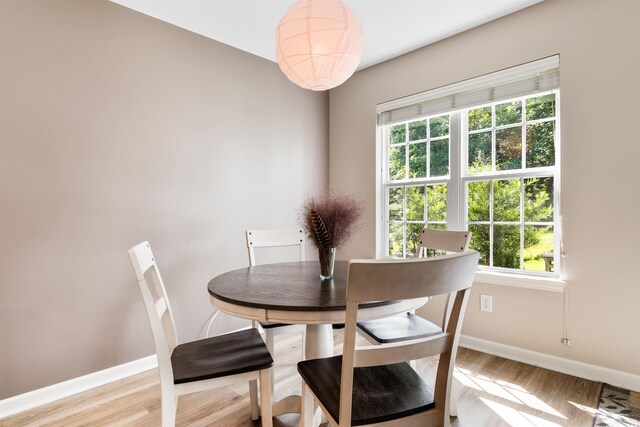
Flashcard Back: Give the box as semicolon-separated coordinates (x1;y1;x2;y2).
203;229;306;338
357;229;472;345
298;251;479;427
128;241;274;427
246;228;307;354
246;228;308;413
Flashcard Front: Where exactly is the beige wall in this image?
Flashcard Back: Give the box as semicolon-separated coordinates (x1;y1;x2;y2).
330;0;640;375
0;0;328;398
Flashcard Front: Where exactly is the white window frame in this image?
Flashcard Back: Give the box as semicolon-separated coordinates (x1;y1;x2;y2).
376;61;565;291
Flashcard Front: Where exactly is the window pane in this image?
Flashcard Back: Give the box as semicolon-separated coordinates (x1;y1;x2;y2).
388;223;404;258
469;106;492;131
467;181;490;221
526;121;555;168
389;145;406;180
496;127;522;170
430;115;449;138
468;131;492;173
493;224;521;269
496;101;522;126
406;223;424;258
388;187;403;221
469;224;490;266
526;94;556;121
524;177;553;222
406;186;425;221
408;120;426;141
408;143;426;178
425;248;448;257
524;225;554;272
390;124;406;144
430;139;449;176
426;184;447;222
494;179;521;222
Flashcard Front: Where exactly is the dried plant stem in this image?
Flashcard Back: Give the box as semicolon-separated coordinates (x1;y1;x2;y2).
301;193;363;250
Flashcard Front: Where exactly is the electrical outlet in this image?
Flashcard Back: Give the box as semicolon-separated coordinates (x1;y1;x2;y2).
480;294;493;312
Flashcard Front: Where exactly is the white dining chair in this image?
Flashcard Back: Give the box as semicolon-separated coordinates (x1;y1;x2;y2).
128;241;274;427
246;228;308;412
298;251;479;427
357;228;472;345
246;228;307;354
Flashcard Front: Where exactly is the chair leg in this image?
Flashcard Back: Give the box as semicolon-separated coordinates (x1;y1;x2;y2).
259;369;273;427
266;330;275;394
300;383;315;427
249;379;260;420
265;329;275;355
449;381;458;417
161;390;177;427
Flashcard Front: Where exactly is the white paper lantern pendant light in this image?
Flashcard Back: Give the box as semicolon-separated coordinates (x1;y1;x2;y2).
276;0;364;91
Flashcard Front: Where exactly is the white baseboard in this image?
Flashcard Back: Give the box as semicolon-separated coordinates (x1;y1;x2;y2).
0;355;157;420
1;325;251;420
3;337;639;419
460;335;640;392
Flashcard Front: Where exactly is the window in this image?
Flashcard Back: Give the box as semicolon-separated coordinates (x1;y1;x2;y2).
379;57;560;277
386;115;451;258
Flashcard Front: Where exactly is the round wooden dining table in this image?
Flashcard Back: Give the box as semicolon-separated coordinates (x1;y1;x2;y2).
208;260;427;418
208;260;427;360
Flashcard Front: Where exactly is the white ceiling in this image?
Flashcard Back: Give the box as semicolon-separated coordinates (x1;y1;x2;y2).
112;0;542;71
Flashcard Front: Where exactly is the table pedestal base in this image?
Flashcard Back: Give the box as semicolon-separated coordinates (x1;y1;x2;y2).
272;324;333;419
272;395;301;416
304;324;334;359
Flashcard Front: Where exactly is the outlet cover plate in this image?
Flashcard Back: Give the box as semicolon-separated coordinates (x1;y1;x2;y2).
480;294;493;312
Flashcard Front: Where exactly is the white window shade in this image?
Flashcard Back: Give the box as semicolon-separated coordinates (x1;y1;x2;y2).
377;56;560;126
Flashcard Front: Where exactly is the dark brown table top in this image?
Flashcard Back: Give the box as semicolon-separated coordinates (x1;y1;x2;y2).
208;261;392;312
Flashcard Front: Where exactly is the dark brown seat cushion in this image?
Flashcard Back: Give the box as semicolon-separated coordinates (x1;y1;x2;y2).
297;355;435;426
172;328;272;384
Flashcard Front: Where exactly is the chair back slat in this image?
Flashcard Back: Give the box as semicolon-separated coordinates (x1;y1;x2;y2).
128;241;178;358
129;240;156;280
347;252;478;303
155;297;168;319
246;228;304;267
354;333;450;368
419;229;472;255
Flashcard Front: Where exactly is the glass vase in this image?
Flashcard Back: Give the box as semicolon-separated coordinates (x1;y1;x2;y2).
318;247;336;280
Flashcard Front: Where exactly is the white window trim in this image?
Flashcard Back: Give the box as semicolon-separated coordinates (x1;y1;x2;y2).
375;58;565;292
474;270;565;292
377;55;560;125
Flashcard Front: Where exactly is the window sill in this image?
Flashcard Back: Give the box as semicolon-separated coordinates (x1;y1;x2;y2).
473;270;566;292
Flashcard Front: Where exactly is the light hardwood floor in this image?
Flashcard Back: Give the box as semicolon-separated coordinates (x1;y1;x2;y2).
0;331;601;426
